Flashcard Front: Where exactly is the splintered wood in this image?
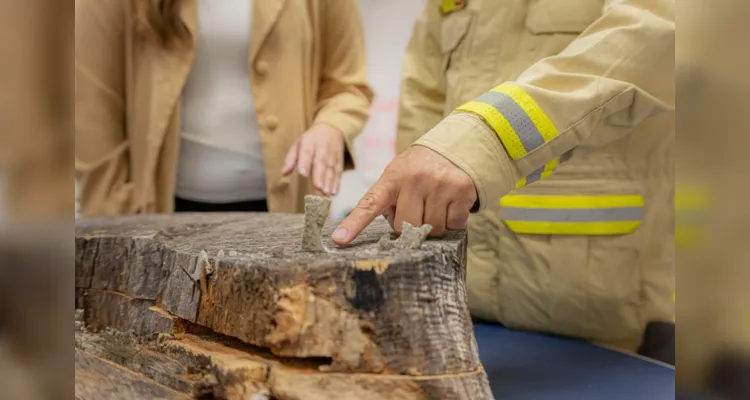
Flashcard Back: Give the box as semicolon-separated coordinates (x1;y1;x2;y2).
75;208;492;399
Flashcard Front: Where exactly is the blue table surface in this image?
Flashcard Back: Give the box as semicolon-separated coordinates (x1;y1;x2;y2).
474;322;675;400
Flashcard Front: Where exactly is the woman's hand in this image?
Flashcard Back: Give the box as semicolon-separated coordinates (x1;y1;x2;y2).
282;124;345;196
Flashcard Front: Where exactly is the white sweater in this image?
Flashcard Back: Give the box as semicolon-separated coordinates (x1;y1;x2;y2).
176;0;267;203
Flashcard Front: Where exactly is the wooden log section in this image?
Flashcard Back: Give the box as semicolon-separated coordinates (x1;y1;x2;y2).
75;212;492;399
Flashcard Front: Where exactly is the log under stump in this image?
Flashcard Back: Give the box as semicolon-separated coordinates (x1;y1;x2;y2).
75;211;492;399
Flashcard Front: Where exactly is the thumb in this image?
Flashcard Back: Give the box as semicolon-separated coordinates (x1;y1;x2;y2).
332;179;398;245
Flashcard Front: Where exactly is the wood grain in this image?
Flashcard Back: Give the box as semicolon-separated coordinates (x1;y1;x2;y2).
75;212;491;399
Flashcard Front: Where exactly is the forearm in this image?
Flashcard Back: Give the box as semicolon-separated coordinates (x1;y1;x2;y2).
416;0;675;209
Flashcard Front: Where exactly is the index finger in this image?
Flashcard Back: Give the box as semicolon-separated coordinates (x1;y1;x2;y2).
331;180;398;246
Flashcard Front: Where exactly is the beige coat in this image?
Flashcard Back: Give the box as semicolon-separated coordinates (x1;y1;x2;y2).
76;0;373;216
399;0;675;351
675;2;750;386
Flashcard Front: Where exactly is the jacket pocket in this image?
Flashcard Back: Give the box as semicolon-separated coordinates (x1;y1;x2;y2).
499;193;646;343
524;0;604;35
440;11;472;72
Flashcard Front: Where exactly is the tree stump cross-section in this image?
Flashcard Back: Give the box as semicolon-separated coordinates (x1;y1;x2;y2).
75;208;492;399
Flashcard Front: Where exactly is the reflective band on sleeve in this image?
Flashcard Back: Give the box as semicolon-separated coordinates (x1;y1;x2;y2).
499;194;644;235
456;100;528;159
515;158;558;188
474;91;545;152
455;83;560;161
491;83;558;143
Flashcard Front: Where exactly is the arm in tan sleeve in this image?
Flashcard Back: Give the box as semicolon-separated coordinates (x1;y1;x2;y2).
396;2;446;155
75;0;132;216
415;0;675;210
313;0;374;169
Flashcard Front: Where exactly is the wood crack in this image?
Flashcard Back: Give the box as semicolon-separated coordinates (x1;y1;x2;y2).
75;212;492;399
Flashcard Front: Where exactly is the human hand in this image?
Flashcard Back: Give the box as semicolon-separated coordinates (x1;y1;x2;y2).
282;124;345;195
331;145;477;245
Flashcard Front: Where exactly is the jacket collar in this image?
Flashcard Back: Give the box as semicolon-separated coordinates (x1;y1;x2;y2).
251;0;288;62
148;0;288;142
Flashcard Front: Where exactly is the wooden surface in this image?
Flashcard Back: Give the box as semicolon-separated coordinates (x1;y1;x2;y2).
75;213;492;399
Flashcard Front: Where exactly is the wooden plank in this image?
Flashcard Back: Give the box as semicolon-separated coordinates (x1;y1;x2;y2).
81;289;176;337
75;210;491;399
160;332;492;400
75;349;188;400
75;330;213;396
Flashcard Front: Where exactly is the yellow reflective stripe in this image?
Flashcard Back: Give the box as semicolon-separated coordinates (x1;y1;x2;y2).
515;158;558;188
675;186;710;210
455;83;559;163
675;186;710;248
541;158;558;179
500;194;644;209
439;0;466;15
491;83;559;142
500;194;644;235
676;228;703;247
503;221;642;235
455;100;528;159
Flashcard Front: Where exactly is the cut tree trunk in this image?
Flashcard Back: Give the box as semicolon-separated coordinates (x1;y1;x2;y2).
75;212;492;399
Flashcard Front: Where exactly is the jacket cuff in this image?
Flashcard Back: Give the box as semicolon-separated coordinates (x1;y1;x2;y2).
414;113;518;211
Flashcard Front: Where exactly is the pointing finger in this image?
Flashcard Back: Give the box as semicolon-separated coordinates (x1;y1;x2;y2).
332;179;398;245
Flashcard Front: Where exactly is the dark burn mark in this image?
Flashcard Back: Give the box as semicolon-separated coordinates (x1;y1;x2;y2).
347;269;385;313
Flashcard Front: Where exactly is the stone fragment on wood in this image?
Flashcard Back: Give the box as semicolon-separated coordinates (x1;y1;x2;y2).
378;222;433;250
301;195;332;252
75;212;490;399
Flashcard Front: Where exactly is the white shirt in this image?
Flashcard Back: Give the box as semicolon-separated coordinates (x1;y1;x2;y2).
176;0;266;203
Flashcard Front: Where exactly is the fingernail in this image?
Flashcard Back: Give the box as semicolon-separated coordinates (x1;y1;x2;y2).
325;187;331;195
300;169;308;177
332;227;348;242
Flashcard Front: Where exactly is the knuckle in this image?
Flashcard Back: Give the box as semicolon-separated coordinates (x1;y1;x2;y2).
412;167;430;181
355;193;381;212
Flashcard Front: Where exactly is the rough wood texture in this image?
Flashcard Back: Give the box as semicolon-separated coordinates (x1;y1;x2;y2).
75;328;490;400
75;212;491;399
75;349;189;400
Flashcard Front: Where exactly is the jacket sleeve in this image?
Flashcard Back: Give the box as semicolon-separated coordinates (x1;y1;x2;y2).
75;0;133;216
395;2;445;155
313;0;374;170
414;0;675;210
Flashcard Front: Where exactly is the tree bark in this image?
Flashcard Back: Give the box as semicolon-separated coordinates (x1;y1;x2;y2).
75;213;492;399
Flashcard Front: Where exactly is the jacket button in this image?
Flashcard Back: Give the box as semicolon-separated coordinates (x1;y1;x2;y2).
256;60;269;75
265;115;279;131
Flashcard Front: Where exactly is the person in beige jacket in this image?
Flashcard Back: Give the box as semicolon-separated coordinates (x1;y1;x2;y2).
334;0;675;361
76;0;372;216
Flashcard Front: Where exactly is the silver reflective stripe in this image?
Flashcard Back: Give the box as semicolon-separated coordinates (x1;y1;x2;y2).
502;207;644;222
524;165;545;185
474;91;545;151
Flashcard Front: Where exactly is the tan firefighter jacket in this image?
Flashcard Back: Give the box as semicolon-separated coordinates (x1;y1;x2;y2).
397;0;675;351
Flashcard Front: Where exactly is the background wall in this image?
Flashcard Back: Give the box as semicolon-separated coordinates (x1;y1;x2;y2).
330;0;426;218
